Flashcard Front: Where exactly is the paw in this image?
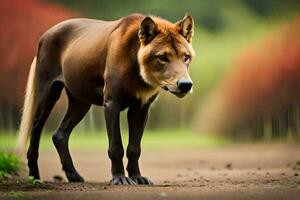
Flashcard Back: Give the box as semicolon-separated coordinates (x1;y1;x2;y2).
110;175;136;185
130;176;153;185
66;171;84;183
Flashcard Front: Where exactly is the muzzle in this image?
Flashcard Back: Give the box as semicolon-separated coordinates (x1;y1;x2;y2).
177;79;193;93
163;78;193;98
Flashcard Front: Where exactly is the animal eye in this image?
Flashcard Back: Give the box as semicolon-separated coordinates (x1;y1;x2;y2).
184;54;191;64
157;54;169;63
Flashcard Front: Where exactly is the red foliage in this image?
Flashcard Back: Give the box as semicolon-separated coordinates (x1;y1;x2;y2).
0;0;75;106
221;17;300;122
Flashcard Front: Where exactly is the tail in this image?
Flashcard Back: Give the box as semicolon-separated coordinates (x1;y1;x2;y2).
15;56;37;155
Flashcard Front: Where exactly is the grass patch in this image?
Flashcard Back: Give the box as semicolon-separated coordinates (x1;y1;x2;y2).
0;129;231;151
7;191;23;198
0;152;20;179
28;176;43;186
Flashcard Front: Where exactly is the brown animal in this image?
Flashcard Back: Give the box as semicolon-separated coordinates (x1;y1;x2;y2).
16;13;195;185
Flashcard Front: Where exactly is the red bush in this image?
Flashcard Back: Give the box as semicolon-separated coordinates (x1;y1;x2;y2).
0;0;75;106
199;17;300;137
224;17;300;120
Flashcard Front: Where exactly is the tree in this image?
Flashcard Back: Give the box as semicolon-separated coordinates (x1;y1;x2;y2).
196;17;300;140
0;0;75;130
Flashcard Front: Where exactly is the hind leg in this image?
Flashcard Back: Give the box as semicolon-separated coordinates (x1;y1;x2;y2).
52;91;91;182
27;81;63;179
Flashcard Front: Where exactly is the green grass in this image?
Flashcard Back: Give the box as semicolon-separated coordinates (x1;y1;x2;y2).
7;191;23;199
0;152;20;179
0;129;231;151
28;176;43;186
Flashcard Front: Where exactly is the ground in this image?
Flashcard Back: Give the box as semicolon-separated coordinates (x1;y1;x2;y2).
1;144;300;200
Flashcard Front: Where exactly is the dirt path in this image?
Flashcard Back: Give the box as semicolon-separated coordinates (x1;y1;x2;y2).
1;144;300;199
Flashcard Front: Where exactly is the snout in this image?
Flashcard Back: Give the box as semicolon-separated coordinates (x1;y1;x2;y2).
163;78;193;98
177;79;193;94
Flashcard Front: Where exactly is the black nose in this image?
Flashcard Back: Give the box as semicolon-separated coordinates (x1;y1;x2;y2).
177;79;193;93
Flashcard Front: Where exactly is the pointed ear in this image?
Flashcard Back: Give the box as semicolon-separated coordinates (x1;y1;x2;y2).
139;17;158;44
176;14;194;42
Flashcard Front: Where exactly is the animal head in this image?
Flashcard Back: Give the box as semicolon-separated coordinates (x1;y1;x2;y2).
137;14;195;98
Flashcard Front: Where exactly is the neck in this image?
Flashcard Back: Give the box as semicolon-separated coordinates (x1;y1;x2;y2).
119;16;160;104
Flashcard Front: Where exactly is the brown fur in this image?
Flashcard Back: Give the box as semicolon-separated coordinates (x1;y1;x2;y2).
16;13;195;184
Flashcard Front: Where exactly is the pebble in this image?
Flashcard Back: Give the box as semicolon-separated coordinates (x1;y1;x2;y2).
225;163;232;170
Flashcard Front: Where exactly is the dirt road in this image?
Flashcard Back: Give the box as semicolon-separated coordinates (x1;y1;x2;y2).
1;144;300;199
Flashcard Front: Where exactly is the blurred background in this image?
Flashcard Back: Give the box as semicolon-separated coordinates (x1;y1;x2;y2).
0;0;300;148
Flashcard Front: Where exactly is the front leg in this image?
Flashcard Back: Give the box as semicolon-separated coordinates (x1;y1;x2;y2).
126;96;156;185
104;99;136;185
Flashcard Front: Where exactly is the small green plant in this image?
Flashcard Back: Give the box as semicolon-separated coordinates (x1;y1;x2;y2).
0;152;20;180
0;170;6;180
28;176;43;186
7;191;23;198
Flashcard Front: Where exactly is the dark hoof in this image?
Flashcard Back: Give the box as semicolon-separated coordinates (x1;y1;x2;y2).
131;176;153;185
28;164;40;180
66;171;84;182
110;175;136;185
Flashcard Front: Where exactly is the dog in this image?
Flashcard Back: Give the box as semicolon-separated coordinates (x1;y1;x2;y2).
16;13;195;185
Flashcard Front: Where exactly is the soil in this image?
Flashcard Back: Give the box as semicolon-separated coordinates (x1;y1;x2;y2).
1;144;300;200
